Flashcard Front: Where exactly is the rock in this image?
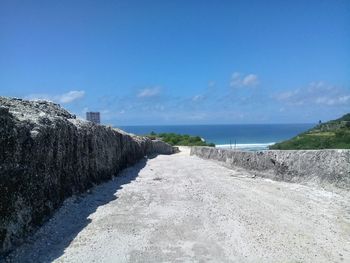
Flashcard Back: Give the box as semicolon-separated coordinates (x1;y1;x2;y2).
0;96;175;254
190;146;350;189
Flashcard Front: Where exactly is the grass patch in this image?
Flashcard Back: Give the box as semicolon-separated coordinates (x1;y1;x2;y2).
269;113;350;150
305;132;335;136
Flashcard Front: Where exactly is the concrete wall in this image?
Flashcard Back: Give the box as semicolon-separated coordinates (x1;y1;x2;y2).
0;97;175;254
191;146;350;189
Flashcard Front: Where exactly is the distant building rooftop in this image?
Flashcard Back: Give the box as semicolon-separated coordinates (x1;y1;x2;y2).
86;112;100;124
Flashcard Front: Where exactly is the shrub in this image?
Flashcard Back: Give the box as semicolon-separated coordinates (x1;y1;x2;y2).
145;132;215;147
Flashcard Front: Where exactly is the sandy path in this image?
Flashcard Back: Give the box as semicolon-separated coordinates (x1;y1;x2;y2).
5;147;350;263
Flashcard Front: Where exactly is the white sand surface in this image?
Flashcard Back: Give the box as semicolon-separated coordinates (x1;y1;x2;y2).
6;148;350;263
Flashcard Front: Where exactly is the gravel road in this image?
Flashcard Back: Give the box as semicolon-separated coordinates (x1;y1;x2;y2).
5;147;350;263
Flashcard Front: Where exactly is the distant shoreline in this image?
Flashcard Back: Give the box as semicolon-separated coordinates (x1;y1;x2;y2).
216;142;275;151
119;123;315;127
119;124;314;147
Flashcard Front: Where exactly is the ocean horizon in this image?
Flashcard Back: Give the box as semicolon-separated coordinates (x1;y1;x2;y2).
118;124;315;151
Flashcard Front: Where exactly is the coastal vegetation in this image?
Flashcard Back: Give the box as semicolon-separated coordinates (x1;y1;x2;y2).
269;113;350;149
146;132;215;147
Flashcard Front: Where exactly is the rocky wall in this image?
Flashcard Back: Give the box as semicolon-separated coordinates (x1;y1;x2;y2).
191;146;350;189
0;97;175;254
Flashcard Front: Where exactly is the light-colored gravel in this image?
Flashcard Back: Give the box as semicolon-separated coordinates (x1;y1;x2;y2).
5;147;350;263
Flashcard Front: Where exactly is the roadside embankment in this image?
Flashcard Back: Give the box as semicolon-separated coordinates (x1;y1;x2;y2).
0;97;175;254
191;146;350;189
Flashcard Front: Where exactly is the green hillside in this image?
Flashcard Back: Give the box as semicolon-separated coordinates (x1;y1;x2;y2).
269;113;350;150
146;132;215;147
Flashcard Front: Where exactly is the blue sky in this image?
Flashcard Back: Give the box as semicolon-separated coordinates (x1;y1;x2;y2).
0;0;349;125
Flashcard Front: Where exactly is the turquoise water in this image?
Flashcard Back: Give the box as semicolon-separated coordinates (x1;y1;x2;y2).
119;124;314;150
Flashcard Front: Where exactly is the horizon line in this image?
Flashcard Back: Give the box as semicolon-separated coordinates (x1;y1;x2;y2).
115;123;316;127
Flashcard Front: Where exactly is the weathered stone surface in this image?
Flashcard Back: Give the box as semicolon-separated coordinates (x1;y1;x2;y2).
191;146;350;189
0;97;175;254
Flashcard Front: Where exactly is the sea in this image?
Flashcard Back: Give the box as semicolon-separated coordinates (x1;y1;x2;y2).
119;124;315;151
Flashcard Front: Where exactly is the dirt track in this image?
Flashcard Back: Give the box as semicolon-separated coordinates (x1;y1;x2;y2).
5;148;350;262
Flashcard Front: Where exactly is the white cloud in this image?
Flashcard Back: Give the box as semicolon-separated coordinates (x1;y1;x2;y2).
137;87;161;98
242;74;259;86
315;95;350;106
57;90;85;103
274;82;350;106
192;95;204;102
339;95;350;103
230;72;259;87
274;90;299;101
26;90;85;104
101;109;110;114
